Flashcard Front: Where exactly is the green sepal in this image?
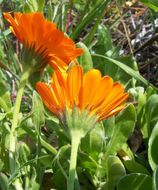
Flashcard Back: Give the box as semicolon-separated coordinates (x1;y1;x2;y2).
21;45;48;72
28;70;43;88
64;107;98;139
21;45;48;87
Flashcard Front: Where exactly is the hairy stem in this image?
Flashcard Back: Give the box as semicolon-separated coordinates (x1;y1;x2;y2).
9;69;31;189
67;133;81;190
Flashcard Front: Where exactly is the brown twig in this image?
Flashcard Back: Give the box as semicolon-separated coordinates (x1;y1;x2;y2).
116;1;134;55
140;55;158;69
134;33;158;54
66;0;73;33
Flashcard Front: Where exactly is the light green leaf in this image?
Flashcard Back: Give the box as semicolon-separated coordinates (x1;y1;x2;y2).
99;104;136;177
32;91;45;132
136;87;156;138
148;122;158;171
81;123;105;159
31;180;40;190
146;94;158;135
0;113;6;121
153;165;158;190
23;0;45;12
0;82;11;112
37;0;45;12
105;104;136;157
77;42;93;72
140;0;158;12
105;156;126;190
0;173;9;190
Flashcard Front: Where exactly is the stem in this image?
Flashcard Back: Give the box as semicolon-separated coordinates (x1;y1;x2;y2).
67;133;81;190
41;138;57;155
9;69;30;189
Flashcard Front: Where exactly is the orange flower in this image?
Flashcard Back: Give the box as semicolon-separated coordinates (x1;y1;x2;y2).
3;12;83;71
36;65;128;122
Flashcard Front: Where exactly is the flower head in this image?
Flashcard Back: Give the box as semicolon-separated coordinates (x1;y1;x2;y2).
36;65;128;123
3;12;83;71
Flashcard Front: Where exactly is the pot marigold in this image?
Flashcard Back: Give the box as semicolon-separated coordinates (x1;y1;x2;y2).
3;12;83;71
36;65;128;122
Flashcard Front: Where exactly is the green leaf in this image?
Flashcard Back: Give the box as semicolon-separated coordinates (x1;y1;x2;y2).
105;156;126;190
92;27;139;85
124;160;150;175
146;95;158;136
140;0;158;12
105;104;136;157
92;54;156;90
53;144;70;175
98;104;136;177
23;2;34;12
79;151;101;174
71;1;108;40
136;87;156;138
153;165;158;190
37;0;45;12
93;25;115;55
0;82;11;112
81;123;105;160
148;122;158;171
117;173;152;190
32;91;45;132
46;1;53;21
77;42;93;72
0;173;9;190
52;145;71;189
136;88;147;136
31;180;40;190
18;142;30;166
23;0;45;12
83;2;108;46
0;113;6;121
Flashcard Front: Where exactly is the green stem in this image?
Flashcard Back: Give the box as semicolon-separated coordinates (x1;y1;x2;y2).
41;138;57;155
67;133;81;190
9;69;30;189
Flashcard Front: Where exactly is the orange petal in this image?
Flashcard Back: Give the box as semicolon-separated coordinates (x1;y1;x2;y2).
51;71;66;108
67;66;83;107
95;82;125;113
98;93;128;120
88;76;113;110
36;82;60;115
99;104;126;121
79;69;102;109
3;13;21;41
49;55;68;71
